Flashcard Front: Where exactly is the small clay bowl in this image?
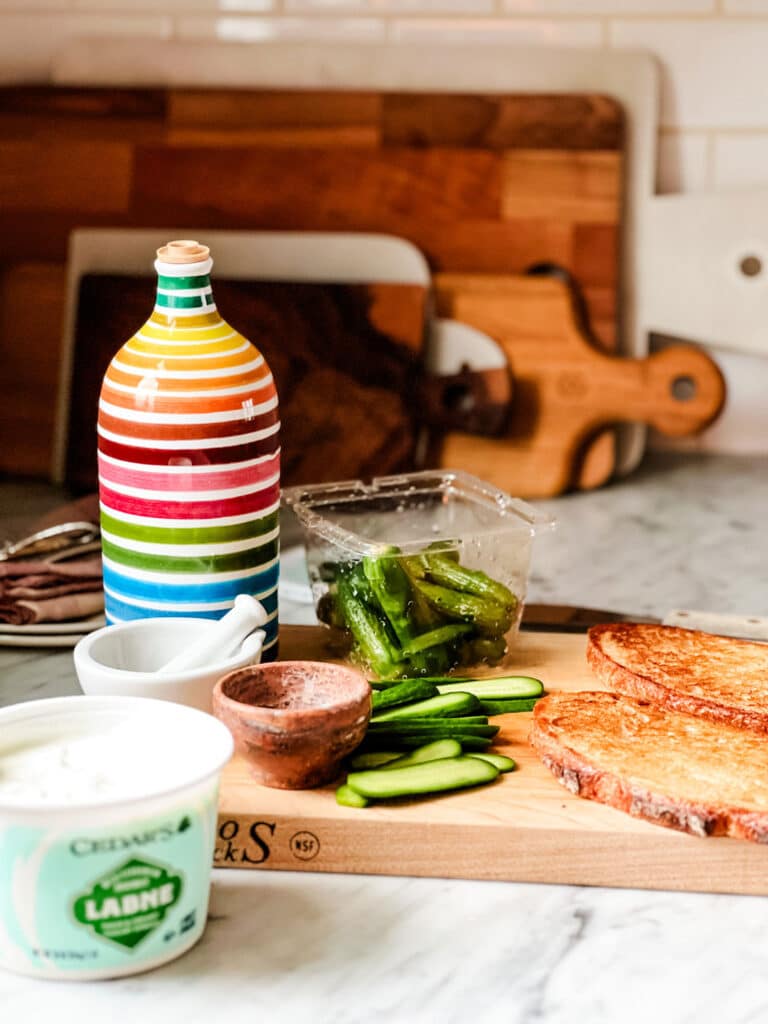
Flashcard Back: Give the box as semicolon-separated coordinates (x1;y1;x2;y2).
212;661;371;789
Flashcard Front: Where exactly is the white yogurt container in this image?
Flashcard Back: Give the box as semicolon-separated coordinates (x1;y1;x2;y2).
0;696;233;980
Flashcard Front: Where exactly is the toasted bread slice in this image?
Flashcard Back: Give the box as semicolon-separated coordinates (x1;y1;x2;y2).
530;690;768;842
587;623;768;733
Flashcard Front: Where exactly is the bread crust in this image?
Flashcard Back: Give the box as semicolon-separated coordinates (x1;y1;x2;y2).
530;691;768;844
587;623;768;734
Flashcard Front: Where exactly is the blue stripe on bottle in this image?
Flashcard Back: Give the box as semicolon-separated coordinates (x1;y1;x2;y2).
102;562;279;604
105;596;279;637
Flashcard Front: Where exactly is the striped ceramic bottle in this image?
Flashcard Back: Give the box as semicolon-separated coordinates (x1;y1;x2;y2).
97;239;280;659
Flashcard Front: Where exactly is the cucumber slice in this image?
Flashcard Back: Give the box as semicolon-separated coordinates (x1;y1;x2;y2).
348;750;403;770
467;752;517;772
371;679;439;712
479;697;540;715
336;783;370;807
359;733;492;752
381;739;463;769
347;756;499;799
385;714;489;726
436;675;543;700
371;691;479;722
367;720;498;737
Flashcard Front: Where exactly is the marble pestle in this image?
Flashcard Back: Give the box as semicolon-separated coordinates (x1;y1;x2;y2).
156;595;269;675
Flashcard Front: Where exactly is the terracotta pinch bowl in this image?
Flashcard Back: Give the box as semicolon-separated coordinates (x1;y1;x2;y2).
212;661;371;789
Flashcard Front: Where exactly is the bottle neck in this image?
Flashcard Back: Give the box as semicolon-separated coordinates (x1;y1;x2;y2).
153;258;217;317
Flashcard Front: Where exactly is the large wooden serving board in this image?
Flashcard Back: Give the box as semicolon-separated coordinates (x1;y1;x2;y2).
216;626;768;896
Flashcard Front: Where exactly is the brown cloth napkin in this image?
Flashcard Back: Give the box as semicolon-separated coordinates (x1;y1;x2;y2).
0;494;103;626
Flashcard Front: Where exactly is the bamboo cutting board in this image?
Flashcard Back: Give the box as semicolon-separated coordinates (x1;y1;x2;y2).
215;626;768;896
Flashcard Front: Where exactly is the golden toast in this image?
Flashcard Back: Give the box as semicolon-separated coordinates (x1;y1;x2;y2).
530;690;768;843
586;623;768;733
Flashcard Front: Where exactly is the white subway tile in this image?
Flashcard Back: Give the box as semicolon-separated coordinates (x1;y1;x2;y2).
0;0;73;8
657;131;711;194
177;15;387;41
285;0;491;10
505;0;713;10
389;16;602;45
610;19;768;129
713;133;768;188
0;13;172;82
71;0;274;9
723;0;768;10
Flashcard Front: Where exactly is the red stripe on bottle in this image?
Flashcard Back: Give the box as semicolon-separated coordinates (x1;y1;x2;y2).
99;480;281;520
97;432;280;466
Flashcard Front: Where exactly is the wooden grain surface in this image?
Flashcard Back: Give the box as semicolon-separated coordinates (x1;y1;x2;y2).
216;625;768;895
432;274;725;497
0;87;622;485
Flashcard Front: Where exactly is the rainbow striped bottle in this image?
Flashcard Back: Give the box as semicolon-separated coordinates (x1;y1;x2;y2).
97;239;279;659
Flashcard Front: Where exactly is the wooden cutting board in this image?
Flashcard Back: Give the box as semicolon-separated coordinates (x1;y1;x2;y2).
431;274;726;498
216;625;768;896
0;86;622;487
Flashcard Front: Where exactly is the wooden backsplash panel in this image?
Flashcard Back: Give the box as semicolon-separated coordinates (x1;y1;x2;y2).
0;86;623;480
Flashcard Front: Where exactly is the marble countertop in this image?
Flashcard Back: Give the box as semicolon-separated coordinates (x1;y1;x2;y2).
3;453;768;1022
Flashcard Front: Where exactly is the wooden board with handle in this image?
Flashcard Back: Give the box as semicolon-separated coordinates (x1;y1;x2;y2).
216;625;768;896
431;274;726;498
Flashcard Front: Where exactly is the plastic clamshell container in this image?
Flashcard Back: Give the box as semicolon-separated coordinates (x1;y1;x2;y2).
283;470;551;676
0;696;233;981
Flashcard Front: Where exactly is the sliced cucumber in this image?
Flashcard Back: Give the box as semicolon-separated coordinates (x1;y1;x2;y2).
336;783;370;807
348;750;403;770
437;715;489;725
371;679;439;712
436;675;543;700
479;697;540;716
381;738;463;769
376;714;489;727
359;733;492;752
467;752;517;772
347;756;499;800
371;691;479;722
367;720;498;738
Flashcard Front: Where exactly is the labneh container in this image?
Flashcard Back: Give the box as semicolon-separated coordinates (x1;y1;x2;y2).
283;470;549;679
0;696;233;980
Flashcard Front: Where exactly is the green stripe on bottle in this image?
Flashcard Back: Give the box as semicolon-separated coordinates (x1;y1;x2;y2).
157;274;211;290
101;536;279;573
155;293;214;309
100;509;279;545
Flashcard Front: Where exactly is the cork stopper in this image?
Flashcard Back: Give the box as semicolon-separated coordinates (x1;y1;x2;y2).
156;239;211;264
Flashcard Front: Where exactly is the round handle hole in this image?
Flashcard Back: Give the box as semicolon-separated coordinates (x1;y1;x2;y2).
671;375;697;401
442;383;476;413
739;254;763;277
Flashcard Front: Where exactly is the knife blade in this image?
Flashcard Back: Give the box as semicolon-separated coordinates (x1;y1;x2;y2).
521;603;768;641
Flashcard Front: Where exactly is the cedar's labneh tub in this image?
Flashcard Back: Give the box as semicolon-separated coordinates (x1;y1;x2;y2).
0;696;233;980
